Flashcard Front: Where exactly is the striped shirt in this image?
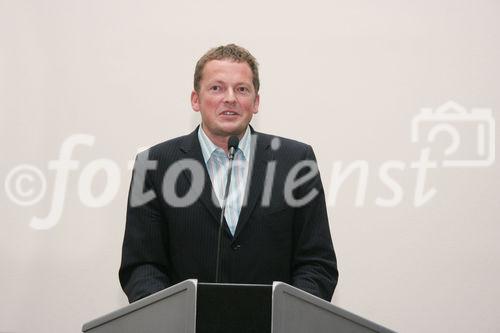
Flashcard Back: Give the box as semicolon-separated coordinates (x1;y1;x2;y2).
198;125;252;236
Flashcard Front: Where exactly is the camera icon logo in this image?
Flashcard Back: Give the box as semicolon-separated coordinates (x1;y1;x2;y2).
411;101;495;167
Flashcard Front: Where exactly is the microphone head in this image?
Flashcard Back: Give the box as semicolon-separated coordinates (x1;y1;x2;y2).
228;135;240;151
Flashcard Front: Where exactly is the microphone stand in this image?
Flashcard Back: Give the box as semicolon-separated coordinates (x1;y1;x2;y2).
215;142;237;283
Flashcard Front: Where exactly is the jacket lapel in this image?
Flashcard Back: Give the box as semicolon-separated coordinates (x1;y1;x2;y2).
179;127;233;238
233;131;272;239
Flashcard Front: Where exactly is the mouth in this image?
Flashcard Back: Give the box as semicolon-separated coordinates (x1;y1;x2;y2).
219;110;239;116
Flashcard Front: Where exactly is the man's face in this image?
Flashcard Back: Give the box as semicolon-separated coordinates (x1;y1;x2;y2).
191;59;259;141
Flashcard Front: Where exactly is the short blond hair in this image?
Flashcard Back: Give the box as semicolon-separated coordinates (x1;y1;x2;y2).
194;44;260;93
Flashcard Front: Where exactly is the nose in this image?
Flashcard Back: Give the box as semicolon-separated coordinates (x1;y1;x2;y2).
223;88;236;104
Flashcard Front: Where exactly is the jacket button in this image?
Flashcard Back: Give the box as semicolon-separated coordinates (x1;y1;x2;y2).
232;244;241;251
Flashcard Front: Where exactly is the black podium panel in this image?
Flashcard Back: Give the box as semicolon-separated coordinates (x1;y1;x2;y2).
196;283;272;333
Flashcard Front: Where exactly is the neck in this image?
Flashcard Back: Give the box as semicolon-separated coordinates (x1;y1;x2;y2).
202;125;246;154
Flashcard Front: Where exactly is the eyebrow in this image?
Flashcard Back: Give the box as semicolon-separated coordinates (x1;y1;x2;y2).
207;80;251;86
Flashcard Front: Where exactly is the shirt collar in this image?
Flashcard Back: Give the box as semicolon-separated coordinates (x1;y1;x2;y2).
198;125;252;163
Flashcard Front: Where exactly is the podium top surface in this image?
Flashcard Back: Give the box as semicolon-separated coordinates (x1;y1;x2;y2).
82;280;396;333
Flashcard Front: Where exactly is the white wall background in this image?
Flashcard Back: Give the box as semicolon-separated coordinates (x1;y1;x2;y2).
1;0;499;332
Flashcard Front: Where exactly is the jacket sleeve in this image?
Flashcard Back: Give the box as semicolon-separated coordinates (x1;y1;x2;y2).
119;151;171;303
290;145;339;301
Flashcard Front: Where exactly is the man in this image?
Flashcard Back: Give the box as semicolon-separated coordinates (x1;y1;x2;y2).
119;44;338;303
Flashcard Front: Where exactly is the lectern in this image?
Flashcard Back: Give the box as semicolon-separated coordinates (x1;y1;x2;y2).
82;280;395;333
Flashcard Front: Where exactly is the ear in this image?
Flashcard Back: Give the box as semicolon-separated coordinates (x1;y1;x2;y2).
191;90;200;112
253;94;260;114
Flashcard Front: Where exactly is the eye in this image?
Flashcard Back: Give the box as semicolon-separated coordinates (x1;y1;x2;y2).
237;86;250;93
210;85;221;92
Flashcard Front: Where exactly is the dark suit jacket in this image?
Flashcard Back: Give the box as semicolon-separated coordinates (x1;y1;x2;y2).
119;127;338;302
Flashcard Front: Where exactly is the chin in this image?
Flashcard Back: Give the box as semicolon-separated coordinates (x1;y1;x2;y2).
219;124;246;136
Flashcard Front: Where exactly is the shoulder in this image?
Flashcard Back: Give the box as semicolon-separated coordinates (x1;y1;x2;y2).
253;130;314;157
137;129;197;161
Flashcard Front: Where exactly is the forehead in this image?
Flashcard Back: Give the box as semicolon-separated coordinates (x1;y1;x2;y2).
201;59;253;83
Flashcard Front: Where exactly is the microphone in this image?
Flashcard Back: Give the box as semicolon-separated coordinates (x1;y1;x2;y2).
227;135;239;160
215;135;240;283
